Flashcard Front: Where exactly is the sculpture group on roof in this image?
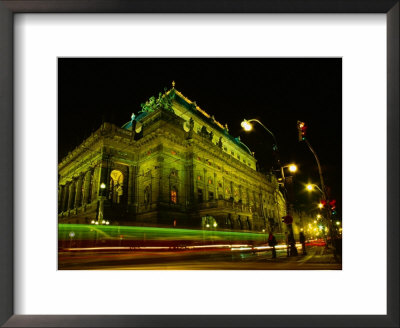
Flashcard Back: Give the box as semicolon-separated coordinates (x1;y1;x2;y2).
140;90;174;114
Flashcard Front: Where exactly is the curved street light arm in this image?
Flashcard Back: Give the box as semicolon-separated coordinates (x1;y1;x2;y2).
312;184;324;195
247;119;279;150
304;139;326;200
246;119;283;179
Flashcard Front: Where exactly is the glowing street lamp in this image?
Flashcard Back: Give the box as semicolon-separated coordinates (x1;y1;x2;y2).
318;203;324;209
241;119;253;131
306;183;323;194
241;118;278;151
288;164;297;173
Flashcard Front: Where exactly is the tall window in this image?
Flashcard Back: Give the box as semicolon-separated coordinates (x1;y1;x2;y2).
170;187;177;204
110;170;124;203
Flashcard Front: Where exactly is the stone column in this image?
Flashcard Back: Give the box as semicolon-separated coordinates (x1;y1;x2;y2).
184;159;194;208
133;165;140;211
91;166;101;201
214;172;217;200
58;185;64;213
68;180;76;210
157;156;165;202
127;165;134;205
74;174;84;208
58;185;62;205
62;183;69;212
82;169;92;204
203;168;208;201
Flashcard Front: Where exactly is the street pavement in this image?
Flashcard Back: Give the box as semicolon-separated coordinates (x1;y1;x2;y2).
59;245;341;270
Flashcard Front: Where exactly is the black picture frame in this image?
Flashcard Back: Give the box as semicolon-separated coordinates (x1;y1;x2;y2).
0;1;398;327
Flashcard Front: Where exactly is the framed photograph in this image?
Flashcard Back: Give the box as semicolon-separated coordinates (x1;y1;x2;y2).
0;1;398;327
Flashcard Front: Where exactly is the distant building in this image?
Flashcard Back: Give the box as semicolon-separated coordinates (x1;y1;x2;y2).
58;84;286;231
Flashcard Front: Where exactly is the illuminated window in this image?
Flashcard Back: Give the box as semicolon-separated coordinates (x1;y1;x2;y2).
171;150;177;155
110;170;124;204
208;179;212;184
197;175;202;180
170;188;177;204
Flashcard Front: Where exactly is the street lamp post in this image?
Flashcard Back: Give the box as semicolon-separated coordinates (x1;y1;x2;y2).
98;182;106;224
241;118;298;256
298;121;337;258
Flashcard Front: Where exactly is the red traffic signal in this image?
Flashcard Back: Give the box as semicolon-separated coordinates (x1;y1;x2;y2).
329;199;337;215
297;121;307;141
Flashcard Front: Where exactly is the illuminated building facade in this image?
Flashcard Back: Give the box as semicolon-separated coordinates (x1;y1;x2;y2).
58;84;286;232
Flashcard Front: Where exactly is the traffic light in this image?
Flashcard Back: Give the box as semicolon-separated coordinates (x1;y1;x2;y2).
329;199;337;215
297;121;307;141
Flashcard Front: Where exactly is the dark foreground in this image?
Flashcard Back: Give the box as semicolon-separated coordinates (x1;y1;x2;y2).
59;245;341;270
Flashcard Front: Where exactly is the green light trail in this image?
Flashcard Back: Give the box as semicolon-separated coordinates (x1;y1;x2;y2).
58;224;274;243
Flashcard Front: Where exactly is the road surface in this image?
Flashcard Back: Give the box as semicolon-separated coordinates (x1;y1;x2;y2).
59;245;341;270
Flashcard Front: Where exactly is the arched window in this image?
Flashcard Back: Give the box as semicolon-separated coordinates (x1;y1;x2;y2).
110;170;124;203
170;187;177;204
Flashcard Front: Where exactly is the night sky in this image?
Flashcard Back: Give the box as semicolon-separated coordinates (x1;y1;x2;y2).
58;58;342;216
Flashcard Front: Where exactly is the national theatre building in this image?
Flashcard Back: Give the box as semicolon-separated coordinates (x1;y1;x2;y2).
58;84;286;232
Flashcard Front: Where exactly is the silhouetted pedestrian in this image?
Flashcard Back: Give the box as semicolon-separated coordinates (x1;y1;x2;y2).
299;231;307;255
268;232;277;258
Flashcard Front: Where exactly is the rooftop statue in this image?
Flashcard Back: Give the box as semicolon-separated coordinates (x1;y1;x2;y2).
140;90;174;114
